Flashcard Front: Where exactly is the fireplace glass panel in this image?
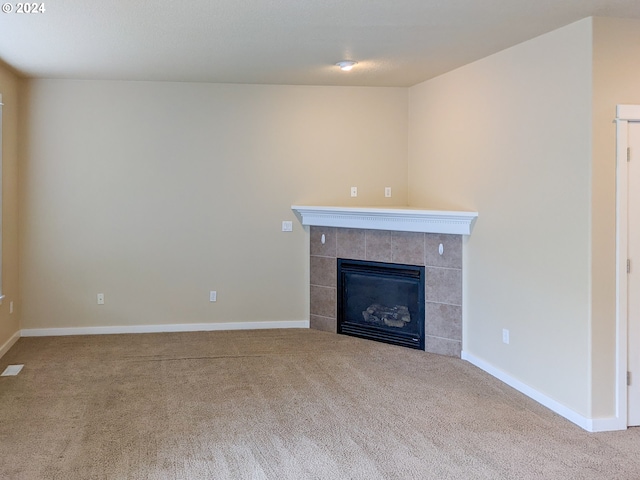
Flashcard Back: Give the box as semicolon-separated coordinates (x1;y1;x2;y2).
337;259;425;349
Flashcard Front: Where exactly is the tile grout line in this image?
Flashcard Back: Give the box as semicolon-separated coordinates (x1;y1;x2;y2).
425;300;462;307
425;265;462;271
424;334;461;342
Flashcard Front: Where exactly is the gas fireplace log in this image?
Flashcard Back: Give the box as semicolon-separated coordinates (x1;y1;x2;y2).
362;304;411;328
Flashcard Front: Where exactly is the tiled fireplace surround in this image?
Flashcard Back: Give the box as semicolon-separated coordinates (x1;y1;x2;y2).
309;226;463;357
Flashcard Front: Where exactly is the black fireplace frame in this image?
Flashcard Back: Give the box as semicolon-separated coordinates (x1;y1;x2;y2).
337;258;425;350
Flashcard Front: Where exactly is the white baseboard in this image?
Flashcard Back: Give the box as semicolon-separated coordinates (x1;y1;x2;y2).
461;350;626;433
588;416;627;433
21;320;310;337
0;330;20;359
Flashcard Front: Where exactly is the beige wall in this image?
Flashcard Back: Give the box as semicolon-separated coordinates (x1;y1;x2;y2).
0;62;21;348
591;17;640;417
408;19;594;415
19;80;408;329
13;15;640;423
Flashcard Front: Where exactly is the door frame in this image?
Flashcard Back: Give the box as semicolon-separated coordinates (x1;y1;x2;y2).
616;105;640;428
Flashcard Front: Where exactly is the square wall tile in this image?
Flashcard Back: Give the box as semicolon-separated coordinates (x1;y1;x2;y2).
392;232;425;265
310;315;337;333
337;228;366;260
310;285;336;318
425;302;462;341
425;234;462;269
365;230;392;263
310;256;336;287
310;227;337;257
424;336;462;357
425;268;462;306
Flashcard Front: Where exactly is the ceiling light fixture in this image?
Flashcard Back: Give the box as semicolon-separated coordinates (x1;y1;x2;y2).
336;61;357;71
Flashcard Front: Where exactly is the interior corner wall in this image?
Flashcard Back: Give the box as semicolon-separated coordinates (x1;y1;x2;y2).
591;16;640;418
18;80;408;330
0;62;21;350
407;19;594;416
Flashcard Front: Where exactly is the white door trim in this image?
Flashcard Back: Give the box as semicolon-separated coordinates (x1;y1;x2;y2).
616;104;640;429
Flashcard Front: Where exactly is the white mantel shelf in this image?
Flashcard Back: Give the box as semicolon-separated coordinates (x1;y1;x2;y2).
291;206;478;235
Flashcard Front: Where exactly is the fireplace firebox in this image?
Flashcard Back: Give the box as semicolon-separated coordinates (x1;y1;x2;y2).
337;259;425;350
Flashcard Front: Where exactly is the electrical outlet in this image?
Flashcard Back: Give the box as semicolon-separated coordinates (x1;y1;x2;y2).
9;301;13;314
502;328;510;344
209;291;217;302
385;187;392;198
97;293;105;305
350;186;358;197
281;221;293;232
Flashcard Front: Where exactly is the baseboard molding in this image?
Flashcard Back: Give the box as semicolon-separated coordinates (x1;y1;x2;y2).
461;351;626;433
589;416;626;433
0;330;20;359
21;320;310;337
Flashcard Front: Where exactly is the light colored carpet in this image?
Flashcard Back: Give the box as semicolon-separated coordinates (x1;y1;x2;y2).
0;328;639;479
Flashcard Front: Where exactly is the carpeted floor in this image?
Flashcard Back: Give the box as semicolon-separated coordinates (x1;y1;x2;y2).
0;328;639;479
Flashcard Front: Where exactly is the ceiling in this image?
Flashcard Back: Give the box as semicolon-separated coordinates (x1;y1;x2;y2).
1;0;640;87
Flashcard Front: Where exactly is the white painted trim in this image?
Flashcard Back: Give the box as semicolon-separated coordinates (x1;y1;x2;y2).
291;205;478;235
615;110;631;428
615;105;640;429
21;320;309;337
590;416;627;433
616;105;640;121
461;351;625;432
0;330;20;359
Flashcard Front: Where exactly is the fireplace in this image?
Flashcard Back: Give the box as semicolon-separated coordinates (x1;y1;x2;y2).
337;259;425;350
304;222;470;357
